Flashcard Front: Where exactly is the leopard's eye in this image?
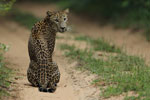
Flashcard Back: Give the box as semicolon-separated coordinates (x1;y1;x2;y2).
55;19;59;23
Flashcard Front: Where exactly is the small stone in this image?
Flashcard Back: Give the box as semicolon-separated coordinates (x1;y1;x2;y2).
14;77;19;80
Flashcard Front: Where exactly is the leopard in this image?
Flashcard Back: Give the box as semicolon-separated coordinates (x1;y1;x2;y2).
27;9;69;93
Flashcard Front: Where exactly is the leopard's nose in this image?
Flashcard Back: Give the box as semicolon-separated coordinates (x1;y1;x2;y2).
61;27;65;30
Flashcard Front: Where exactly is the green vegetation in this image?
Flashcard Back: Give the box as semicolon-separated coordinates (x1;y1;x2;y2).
56;0;150;40
60;35;150;99
24;0;56;3
75;35;121;53
0;43;12;99
10;9;40;29
0;0;16;15
124;96;140;100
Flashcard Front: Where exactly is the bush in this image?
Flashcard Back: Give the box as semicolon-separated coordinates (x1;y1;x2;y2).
58;0;150;18
21;0;57;3
57;0;150;40
0;43;11;99
0;0;16;15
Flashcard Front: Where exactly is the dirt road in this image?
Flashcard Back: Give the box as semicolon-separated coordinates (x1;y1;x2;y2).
0;19;99;100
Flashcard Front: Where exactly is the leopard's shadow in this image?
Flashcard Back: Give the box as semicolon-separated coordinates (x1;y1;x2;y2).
24;83;36;88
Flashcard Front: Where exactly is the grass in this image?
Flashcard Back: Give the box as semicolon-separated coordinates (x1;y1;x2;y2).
75;35;121;53
10;9;40;29
60;36;150;100
124;96;140;100
0;43;12;99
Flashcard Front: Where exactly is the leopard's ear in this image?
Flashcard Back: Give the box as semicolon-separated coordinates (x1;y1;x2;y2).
64;8;69;14
46;11;52;16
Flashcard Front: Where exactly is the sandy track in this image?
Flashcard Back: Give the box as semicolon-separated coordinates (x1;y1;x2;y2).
0;18;99;100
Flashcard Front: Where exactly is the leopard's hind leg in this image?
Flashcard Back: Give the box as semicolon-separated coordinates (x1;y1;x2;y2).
38;62;60;93
47;62;60;92
27;61;39;87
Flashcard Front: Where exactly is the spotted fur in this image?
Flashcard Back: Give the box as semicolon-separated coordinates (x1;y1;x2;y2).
27;9;69;92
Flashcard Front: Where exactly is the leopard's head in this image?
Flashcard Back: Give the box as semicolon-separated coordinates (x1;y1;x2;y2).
46;9;69;33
